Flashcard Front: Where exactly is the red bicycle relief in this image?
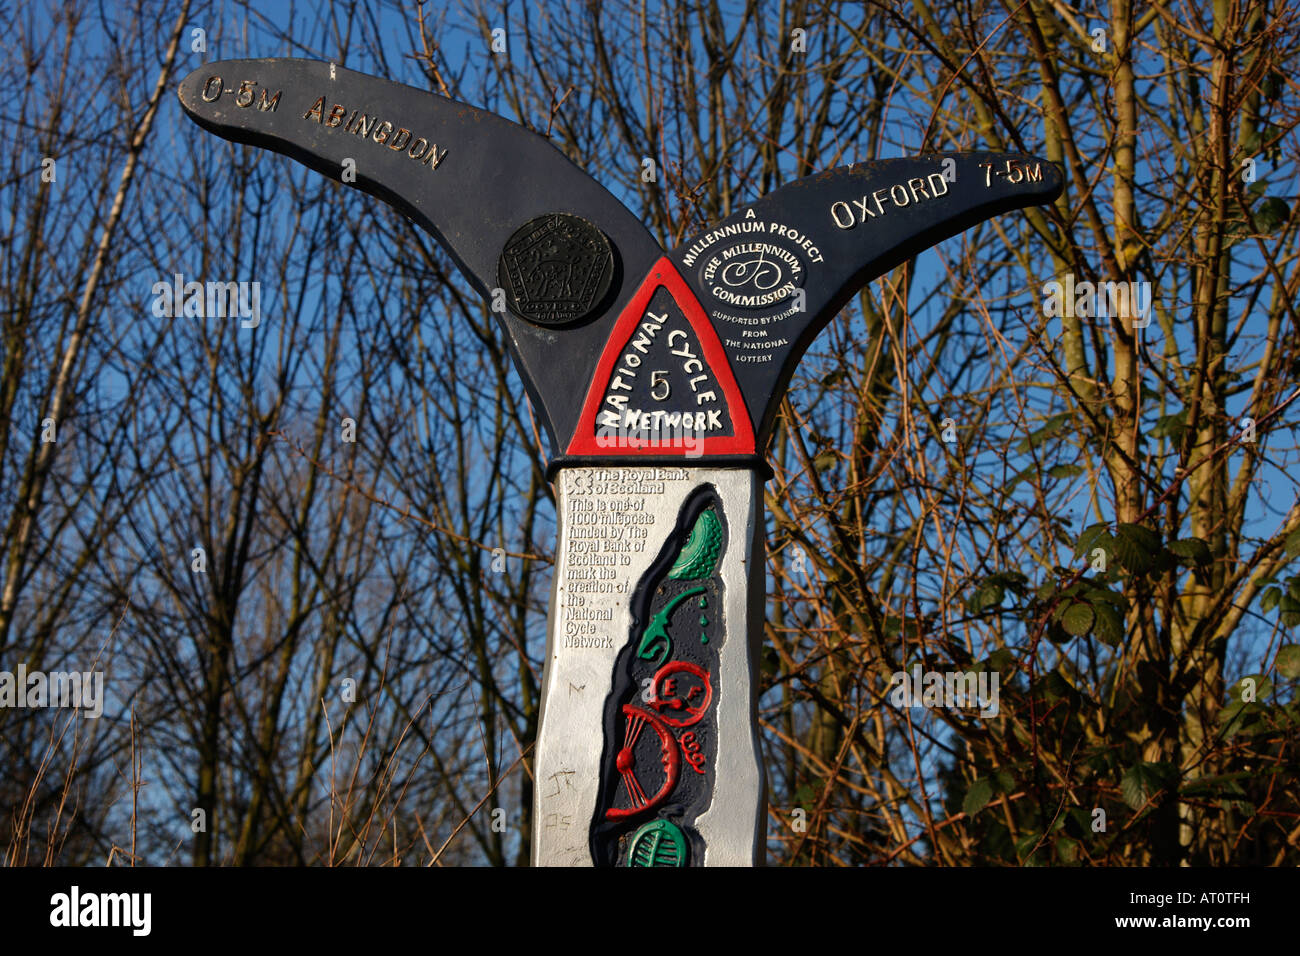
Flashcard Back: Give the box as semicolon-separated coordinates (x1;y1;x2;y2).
606;705;681;820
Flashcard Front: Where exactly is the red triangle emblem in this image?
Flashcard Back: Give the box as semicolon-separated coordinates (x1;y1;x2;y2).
567;258;754;457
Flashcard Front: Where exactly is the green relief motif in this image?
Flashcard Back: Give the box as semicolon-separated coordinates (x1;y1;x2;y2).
668;508;723;580
626;819;688;867
635;587;705;664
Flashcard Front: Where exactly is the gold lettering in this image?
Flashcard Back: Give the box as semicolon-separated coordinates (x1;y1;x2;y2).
422;144;446;169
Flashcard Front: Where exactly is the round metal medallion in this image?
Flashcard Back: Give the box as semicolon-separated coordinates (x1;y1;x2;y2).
497;213;615;327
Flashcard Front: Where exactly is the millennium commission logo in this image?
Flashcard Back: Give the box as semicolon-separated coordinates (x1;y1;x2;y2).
698;238;805;310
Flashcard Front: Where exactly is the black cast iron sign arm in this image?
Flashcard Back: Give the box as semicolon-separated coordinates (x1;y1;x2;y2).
178;57;664;457
666;157;1062;446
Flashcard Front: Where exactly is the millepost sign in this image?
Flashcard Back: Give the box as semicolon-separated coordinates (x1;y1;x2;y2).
178;58;1062;867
